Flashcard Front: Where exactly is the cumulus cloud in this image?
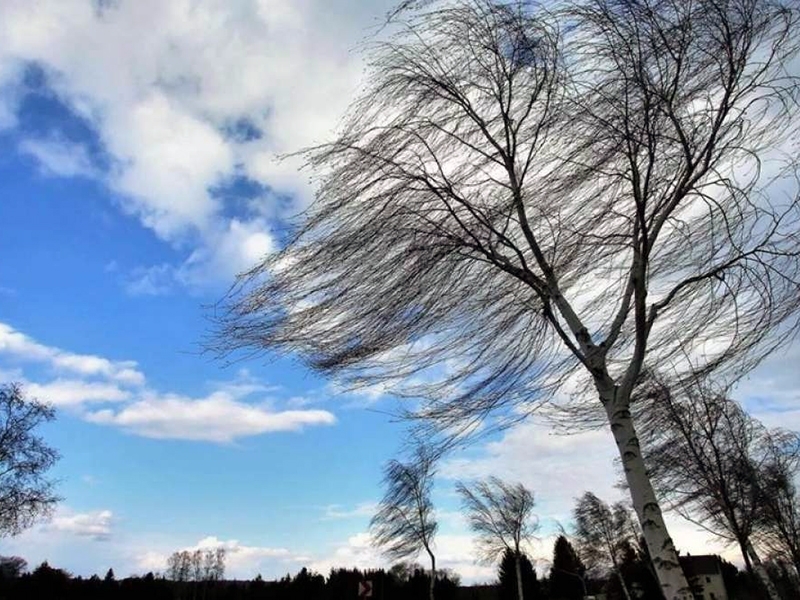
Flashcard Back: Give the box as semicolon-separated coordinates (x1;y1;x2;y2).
125;217;276;295
440;419;621;524
0;0;385;289
0;321;336;442
137;536;309;579
110;92;233;240
47;509;114;541
196;536;295;560
85;390;336;443
0;321;145;385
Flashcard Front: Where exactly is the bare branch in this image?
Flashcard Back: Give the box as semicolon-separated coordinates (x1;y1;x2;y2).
457;476;538;565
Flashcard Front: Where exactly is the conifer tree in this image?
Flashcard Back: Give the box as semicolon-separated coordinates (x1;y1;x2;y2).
498;549;539;600
550;536;586;600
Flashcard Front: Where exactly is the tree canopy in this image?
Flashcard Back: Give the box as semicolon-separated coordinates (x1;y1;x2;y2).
0;383;59;537
457;477;537;565
371;445;438;600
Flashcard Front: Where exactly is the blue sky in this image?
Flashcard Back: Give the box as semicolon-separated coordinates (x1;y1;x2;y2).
0;0;798;584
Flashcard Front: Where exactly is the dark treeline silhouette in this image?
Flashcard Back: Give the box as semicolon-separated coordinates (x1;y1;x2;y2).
0;561;460;600
2;550;796;600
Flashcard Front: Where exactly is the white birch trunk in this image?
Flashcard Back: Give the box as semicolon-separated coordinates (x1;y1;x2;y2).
515;553;524;600
427;549;436;600
746;540;781;600
603;389;692;600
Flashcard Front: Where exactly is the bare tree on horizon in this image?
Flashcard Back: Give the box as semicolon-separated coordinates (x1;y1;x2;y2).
215;0;800;597
573;492;637;600
457;477;537;600
371;445;438;600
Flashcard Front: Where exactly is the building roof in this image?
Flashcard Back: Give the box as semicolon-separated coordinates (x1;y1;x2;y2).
679;555;722;577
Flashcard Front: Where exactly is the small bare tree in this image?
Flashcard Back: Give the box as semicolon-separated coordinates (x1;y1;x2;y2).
573;492;636;600
456;477;537;600
371;445;438;600
753;428;800;578
635;378;780;598
0;383;60;537
216;1;800;597
167;550;192;582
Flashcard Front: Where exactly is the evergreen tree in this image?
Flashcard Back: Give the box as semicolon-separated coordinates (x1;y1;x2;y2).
104;567;115;582
550;536;586;600
498;549;539;600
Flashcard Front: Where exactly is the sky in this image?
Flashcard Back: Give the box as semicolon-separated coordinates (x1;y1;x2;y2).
0;0;798;585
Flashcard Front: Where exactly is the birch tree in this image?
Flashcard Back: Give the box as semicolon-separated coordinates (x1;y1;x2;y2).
167;550;192;582
456;477;537;600
371;445;438;600
753;428;800;578
635;378;780;598
573;493;635;600
216;0;800;597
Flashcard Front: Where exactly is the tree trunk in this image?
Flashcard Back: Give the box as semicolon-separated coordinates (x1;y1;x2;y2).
603;390;691;600
738;538;754;573
611;555;632;600
515;552;524;600
427;548;436;600
616;569;632;600
745;540;781;600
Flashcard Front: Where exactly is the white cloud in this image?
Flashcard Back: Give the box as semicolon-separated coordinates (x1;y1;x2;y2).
110;92;232;241
0;0;383;289
196;536;294;560
180;217;276;284
85;390;336;442
135;550;171;574
25;379;130;406
136;536;308;579
126;217;276;295
0;322;337;442
440;419;621;523
0;321;146;385
308;532;384;574
18;136;97;178
306;531;497;584
47;509;114;541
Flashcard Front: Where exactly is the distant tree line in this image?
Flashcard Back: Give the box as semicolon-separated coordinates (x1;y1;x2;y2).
2;536;796;600
0;560;460;600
